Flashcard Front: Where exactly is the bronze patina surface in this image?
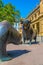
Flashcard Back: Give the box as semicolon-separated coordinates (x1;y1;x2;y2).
0;20;22;61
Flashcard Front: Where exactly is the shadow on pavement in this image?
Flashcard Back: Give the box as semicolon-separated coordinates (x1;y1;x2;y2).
7;50;31;58
27;41;39;44
31;41;39;44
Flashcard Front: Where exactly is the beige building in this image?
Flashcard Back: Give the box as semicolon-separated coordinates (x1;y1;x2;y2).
18;22;23;34
27;0;43;36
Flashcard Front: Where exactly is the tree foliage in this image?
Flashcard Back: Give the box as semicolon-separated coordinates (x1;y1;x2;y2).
0;0;20;25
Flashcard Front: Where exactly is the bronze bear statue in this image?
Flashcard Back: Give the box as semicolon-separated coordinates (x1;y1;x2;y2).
0;20;22;61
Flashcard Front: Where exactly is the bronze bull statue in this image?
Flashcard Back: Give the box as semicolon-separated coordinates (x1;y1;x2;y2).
0;20;22;61
21;19;37;44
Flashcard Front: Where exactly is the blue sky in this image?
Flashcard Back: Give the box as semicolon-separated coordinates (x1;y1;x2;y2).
2;0;40;18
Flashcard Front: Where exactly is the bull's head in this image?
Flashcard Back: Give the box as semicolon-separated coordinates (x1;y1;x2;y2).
20;19;31;30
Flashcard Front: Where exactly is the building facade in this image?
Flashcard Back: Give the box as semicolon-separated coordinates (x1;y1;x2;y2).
14;22;22;34
27;0;43;36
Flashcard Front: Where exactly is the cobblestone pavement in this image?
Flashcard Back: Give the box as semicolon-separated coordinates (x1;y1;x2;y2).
0;43;43;65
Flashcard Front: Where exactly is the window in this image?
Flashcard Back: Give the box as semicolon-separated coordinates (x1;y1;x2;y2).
36;22;39;34
29;18;31;21
33;25;35;28
38;11;40;15
32;16;33;20
35;13;37;18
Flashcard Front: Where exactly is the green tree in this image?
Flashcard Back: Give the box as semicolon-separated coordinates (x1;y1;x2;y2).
0;0;3;7
3;3;20;24
0;0;21;25
0;0;4;21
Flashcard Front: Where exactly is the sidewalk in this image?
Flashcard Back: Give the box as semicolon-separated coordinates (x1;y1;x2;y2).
0;43;43;65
